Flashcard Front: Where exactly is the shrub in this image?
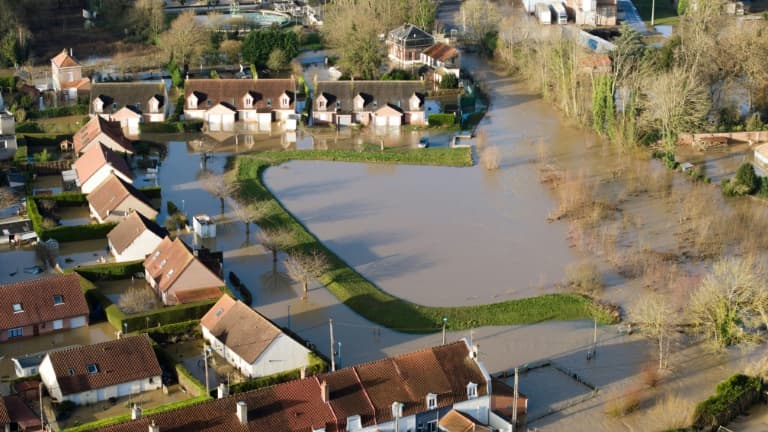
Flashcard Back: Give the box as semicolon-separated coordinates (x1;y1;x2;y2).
25;105;88;119
428;113;457;127
121;298;220;332
15;122;43;133
562;261;604;296
146;320;201;344
746;112;763;131
229;353;327;394
382;69;414;80
13;145;27;163
692;374;762;431
440;73;459;89
75;260;145;281
40;222;117;243
119;286;161;314
735;163;758;194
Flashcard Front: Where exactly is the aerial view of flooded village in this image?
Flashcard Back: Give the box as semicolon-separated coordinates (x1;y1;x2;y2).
1;0;768;431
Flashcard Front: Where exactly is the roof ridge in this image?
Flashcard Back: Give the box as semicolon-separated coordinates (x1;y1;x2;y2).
351;366;377;424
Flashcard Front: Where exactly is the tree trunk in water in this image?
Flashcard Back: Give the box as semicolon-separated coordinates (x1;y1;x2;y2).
658;333;663;370
220;197;225;213
272;249;277;263
245;222;250;235
302;280;308;300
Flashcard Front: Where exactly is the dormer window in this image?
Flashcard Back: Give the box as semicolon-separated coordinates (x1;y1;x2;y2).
373;101;378;108
12;303;23;313
149;98;159;113
53;295;64;305
281;94;290;108
159;259;167;268
409;93;422;111
68;368;75;376
112;103;117;110
166;269;174;277
215;307;224;318
87;363;99;374
207;100;212;107
427;393;437;410
136;102;141;111
188;95;198;109
94;99;104;113
244;93;254;108
335;101;341;109
266;98;272;107
354;95;364;111
152;251;161;260
317;98;327;111
467;382;478;399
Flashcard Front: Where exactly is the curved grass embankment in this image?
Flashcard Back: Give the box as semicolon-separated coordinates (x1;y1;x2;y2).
237;148;619;333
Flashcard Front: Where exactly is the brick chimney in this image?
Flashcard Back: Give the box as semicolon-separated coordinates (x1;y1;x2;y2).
320;380;329;403
148;421;159;432
131;404;142;420
236;401;247;425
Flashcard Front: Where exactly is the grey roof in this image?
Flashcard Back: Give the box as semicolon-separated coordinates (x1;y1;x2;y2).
315;81;427;113
388;24;435;49
91;81;166;115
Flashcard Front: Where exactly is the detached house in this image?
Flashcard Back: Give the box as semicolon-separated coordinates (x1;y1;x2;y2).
51;49;90;101
0;91;16;161
144;237;224;305
91;81;169;134
94;340;524;432
387;24;435;65
40;336;162;405
421;42;461;82
74;115;134;155
73;143;133;193
184;79;297;131
313;81;427;127
0;274;89;342
107;211;168;262
86;174;158;223
201;295;311;378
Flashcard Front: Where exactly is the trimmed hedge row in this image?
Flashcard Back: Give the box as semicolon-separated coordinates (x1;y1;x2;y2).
26;105;88;119
692;374;762;431
74;260;145;281
17;133;72;148
120;299;220;333
146;320;201;344
428;113;457;126
229;352;327;394
40;222;116;243
228;271;253;305
141;120;204;134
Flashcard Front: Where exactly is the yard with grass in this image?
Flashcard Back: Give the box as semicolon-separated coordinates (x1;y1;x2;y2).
235;151;619;333
633;0;680;26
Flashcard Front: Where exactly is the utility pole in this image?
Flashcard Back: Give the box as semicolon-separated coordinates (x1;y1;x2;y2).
329;319;336;372
651;0;656;27
441;317;448;345
592;318;598;358
203;345;210;396
512;367;519;432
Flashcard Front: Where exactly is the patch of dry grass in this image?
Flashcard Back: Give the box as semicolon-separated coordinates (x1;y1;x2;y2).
561;260;604;296
646;393;695;430
480;146;501;170
604;384;644;418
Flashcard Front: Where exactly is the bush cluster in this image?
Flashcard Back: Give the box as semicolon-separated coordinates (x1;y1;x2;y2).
428;113;457;127
25;105;88;119
228;271;253;305
692;374;762;431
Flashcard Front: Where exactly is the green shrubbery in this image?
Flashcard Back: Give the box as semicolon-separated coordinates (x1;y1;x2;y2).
146;320;201;344
15;122;43;133
74;260;145;281
692;374;762;431
122;299;220;332
722;163;768;197
228;271;253;305
229;353;327;394
428;113;457;127
25;105;88;119
17;133;72;148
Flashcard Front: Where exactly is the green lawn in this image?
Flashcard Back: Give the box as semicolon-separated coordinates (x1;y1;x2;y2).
633;0;680;26
235;151;619;333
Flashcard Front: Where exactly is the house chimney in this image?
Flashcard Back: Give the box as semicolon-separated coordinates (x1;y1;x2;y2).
131;404;142;420
236;401;247;424
320;380;329;403
217;383;229;399
69;48;73;57
148;421;159;432
471;344;479;359
300;367;307;379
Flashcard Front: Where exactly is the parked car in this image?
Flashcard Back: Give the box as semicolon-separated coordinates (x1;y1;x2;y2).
418;137;430;148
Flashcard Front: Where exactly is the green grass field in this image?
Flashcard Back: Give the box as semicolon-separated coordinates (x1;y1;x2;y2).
633;0;680;26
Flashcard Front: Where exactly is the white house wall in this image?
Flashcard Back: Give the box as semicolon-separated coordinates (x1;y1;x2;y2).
39;355;62;401
250;334;311;377
81;165;133;194
112;230;164;262
453;395;492;424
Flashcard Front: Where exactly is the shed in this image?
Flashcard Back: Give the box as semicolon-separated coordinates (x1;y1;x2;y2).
193;214;216;238
755;143;768;166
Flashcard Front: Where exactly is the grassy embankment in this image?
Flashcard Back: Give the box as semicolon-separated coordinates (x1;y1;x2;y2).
235;148;619;333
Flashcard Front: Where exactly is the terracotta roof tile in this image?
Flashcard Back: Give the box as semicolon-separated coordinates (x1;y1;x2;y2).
61;77;91;90
74;116;134;154
422;42;459;63
91;81;166;115
438;409;481;432
3;395;41;429
0;395;9;425
86;174;156;221
184;78;296;112
200;295;283;363
96;341;485;432
143;237;194;291
107;211;168;255
0;274;89;331
47;336;161;396
74;142;133;186
51;50;80;68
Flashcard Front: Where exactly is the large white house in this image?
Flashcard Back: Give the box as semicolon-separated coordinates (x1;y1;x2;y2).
201;294;311;378
39;336;162;405
107;211;168;262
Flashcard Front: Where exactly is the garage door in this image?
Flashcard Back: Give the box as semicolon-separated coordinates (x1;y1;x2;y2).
388;115;402;126
207;114;222;131
70;316;87;328
53;319;63;330
375;115;388;126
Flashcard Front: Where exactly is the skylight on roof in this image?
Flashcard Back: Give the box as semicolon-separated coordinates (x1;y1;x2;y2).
12;303;23;313
215;308;223;318
68;368;75;376
87;364;99;374
53;295;64;305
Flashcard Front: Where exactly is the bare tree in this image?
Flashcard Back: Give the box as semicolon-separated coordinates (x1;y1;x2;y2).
256;227;293;263
457;0;501;44
200;173;236;213
119;286;160;314
229;199;271;236
0;187;18;209
285;250;330;300
632;293;674;369
132;0;165;42
159;11;209;72
688;257;767;349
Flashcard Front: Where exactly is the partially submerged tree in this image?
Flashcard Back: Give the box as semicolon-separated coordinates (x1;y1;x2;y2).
633;293;675;369
200;173;236;213
229;198;271;236
285;250;330;300
256;227;293;263
456;0;501;45
688;257;768;349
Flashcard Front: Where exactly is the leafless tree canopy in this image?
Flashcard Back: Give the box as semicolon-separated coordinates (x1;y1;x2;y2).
632;293;675;369
285;250;330;300
119;286;160;314
230;198;272;235
159;11;209;69
201;172;237;212
256;227;293;262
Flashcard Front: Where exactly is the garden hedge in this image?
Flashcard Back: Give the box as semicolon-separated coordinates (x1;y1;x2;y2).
26;105;88;119
692;374;762;431
229;353;327;394
74;260;145;281
17;133;72;148
428;113;457;126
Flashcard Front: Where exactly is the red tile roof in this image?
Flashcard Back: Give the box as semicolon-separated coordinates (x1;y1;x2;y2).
422;42;460;63
46;336;161;396
74;142;133;186
51;49;80;68
438;409;482;432
0;274;89;331
73;116;134;154
184;78;297;112
107;211;168;255
144;237;194;292
3;395;41;430
61;77;91;90
86;174;156;221
0;396;9;425
97;341;487;432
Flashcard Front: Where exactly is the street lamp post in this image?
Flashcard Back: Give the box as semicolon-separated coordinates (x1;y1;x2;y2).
442;317;448;345
337;341;342;369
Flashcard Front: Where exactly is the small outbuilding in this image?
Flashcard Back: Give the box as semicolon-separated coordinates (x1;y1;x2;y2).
193;214;216;238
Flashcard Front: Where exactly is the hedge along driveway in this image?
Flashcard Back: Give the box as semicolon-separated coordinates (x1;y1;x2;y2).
236;150;618;334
